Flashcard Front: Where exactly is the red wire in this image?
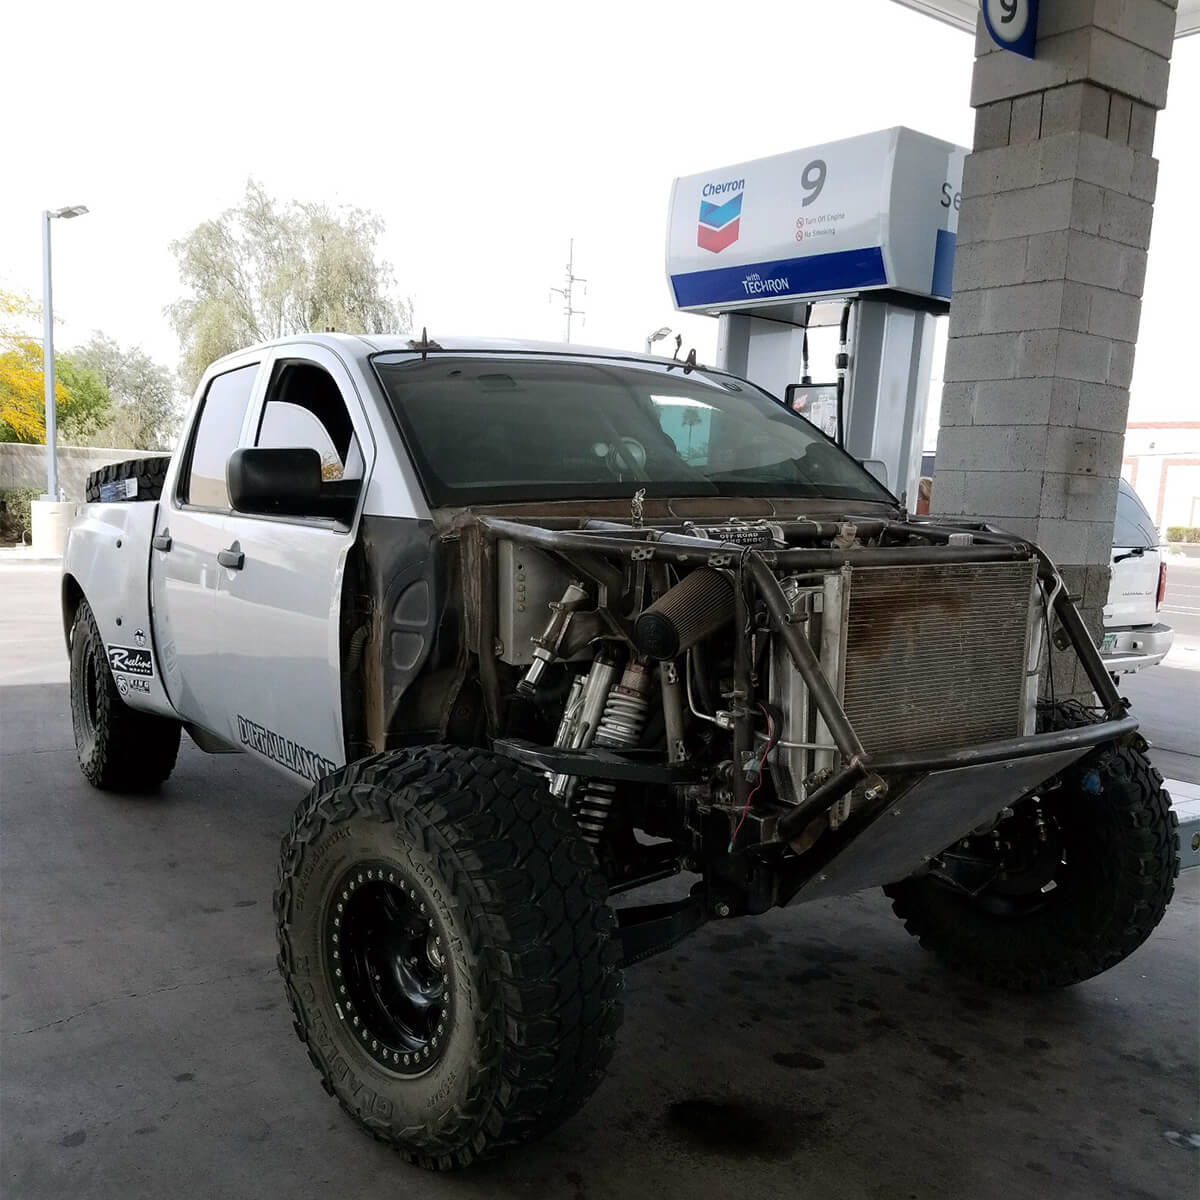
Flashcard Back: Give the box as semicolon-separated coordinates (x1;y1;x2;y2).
729;703;773;852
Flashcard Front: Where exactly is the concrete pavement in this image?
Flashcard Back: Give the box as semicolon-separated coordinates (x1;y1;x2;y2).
2;564;1197;1200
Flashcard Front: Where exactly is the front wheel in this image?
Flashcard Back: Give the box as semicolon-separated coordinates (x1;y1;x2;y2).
885;737;1179;991
274;746;623;1170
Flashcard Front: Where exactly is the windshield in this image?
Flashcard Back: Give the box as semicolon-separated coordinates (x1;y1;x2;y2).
372;353;895;507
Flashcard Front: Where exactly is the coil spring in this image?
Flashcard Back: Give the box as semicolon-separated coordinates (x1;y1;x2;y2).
575;682;649;844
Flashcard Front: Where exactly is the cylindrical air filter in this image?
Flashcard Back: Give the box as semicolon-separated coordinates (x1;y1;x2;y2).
633;568;735;660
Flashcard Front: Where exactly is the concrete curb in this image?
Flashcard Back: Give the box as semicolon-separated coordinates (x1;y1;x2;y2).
0;548;62;565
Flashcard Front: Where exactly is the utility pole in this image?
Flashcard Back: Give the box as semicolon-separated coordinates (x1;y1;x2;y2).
550;238;586;343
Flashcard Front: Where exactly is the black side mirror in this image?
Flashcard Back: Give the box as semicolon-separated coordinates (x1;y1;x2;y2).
227;448;358;521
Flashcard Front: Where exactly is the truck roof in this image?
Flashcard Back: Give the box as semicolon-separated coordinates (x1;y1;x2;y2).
216;332;680;367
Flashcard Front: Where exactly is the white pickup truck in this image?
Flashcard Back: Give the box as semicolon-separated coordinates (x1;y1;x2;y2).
1102;478;1173;672
60;334;1179;1170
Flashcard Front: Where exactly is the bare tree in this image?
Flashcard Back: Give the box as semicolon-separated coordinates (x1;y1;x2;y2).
167;181;412;390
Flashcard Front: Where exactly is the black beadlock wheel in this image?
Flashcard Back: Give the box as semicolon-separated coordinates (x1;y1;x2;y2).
69;600;181;791
274;745;624;1170
84;456;169;504
884;703;1179;991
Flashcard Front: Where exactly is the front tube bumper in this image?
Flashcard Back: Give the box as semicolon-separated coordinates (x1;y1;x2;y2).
774;715;1137;846
784;716;1140;904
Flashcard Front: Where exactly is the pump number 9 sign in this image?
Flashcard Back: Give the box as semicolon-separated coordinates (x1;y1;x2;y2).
982;0;1038;59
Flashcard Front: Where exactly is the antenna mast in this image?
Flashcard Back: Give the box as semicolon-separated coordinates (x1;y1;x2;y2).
550;238;586;343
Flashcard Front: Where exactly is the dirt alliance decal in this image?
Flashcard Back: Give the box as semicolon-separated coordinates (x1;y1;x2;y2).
237;715;336;784
108;645;154;677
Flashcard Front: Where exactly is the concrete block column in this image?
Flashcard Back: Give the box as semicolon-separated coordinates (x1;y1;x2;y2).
934;0;1177;696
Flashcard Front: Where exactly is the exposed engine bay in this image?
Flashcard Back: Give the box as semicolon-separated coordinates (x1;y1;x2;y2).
459;506;1136;944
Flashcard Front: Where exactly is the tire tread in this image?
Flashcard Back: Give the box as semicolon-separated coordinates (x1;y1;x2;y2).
274;745;623;1170
84;456;169;504
885;702;1179;991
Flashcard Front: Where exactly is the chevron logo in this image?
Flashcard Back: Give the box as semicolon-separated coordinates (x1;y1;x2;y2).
697;191;743;254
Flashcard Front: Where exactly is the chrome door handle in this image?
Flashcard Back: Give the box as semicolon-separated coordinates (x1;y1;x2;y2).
217;544;244;570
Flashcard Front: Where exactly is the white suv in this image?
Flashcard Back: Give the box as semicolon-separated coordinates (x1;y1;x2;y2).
1102;478;1173;673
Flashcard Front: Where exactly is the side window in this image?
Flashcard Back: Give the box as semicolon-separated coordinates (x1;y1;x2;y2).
255;362;363;483
183;364;258;508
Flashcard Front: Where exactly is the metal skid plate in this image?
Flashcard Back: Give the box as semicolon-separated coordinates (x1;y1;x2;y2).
792;746;1090;904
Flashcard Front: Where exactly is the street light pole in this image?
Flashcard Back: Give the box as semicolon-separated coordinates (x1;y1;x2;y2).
40;204;88;500
645;326;672;356
42;211;57;499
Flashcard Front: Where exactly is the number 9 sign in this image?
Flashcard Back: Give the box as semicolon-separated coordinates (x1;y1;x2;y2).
982;0;1038;59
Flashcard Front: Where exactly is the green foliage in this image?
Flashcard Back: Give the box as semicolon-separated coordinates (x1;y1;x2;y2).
64;335;180;450
1165;526;1200;544
0;487;41;544
0;288;115;444
167;180;412;391
54;357;113;440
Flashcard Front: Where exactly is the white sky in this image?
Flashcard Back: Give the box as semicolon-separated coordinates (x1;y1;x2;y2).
1;0;1195;431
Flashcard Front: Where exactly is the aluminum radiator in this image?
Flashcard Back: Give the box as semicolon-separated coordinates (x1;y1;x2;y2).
841;561;1038;756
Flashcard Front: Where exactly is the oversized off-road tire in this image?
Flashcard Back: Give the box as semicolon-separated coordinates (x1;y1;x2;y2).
275;745;623;1170
885;707;1179;991
69;600;181;790
84;455;169;504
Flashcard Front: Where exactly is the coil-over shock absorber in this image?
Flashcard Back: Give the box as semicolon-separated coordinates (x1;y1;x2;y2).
575;662;651;844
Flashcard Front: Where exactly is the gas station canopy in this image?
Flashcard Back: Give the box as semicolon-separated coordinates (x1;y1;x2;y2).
666;128;966;316
892;0;1199;38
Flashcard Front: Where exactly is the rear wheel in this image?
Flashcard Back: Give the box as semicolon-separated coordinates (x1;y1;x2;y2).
275;745;623;1169
885;715;1178;991
70;600;180;790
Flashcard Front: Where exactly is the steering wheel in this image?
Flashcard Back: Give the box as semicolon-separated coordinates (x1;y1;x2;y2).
593;438;648;480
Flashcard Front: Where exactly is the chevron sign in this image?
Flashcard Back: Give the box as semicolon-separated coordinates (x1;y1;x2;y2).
697;184;743;254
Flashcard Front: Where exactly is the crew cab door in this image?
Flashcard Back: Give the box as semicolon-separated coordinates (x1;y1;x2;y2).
211;346;373;784
150;360;262;726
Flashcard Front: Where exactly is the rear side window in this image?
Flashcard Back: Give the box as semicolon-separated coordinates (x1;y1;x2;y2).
1114;480;1158;548
183;364;258;508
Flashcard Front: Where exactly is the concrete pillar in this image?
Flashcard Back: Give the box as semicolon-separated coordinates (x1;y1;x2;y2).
934;0;1177;696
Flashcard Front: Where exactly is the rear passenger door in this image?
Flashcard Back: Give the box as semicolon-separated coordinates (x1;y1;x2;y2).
151;361;260;727
212;346;372;784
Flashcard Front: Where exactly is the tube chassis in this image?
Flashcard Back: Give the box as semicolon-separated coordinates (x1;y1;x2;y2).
465;511;1137;952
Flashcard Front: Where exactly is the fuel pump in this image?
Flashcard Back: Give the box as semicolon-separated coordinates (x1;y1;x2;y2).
666;127;965;509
